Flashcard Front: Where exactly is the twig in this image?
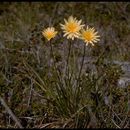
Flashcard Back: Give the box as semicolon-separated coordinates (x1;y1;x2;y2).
120;115;128;128
111;119;121;128
0;96;24;128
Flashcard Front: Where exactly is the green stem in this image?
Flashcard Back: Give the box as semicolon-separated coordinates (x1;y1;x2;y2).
74;42;86;108
77;42;86;86
65;40;73;86
49;40;61;83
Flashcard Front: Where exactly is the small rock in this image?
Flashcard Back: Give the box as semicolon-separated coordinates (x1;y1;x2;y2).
118;77;130;88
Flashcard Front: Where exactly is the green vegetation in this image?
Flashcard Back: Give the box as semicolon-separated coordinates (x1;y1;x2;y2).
0;2;130;128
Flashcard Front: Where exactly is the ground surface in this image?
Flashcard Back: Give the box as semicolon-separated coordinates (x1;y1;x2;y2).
0;2;130;128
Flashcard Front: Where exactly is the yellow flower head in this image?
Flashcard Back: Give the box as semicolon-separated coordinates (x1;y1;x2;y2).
80;26;100;46
42;27;58;41
60;16;85;40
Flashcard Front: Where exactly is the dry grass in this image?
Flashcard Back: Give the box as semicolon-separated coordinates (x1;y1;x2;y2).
0;2;130;128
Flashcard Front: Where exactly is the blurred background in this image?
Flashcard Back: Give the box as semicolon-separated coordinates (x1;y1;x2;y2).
0;2;130;128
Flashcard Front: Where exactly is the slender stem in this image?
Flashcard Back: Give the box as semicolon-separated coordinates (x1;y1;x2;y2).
49;40;61;83
65;40;72;81
50;3;59;26
69;45;74;84
74;43;86;108
77;42;86;86
27;78;33;108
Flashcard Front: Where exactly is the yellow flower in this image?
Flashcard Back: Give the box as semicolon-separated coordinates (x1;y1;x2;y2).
60;16;85;40
42;27;58;41
80;26;100;46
